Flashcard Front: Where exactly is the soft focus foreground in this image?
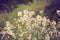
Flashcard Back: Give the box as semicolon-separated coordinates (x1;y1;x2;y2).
0;10;60;40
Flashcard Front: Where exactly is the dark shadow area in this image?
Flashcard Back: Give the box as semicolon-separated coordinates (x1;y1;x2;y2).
44;0;60;23
0;0;33;13
44;0;60;40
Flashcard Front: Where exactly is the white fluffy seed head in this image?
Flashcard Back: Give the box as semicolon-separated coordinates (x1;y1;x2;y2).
23;10;29;14
18;11;22;16
29;11;35;16
57;10;60;16
39;10;44;14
